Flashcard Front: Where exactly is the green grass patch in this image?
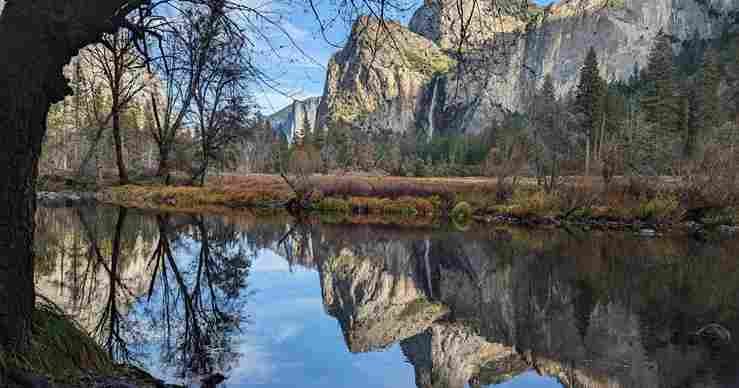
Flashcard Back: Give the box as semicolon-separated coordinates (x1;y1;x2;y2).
1;300;113;384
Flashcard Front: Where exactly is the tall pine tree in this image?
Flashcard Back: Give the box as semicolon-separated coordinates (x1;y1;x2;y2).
575;47;605;175
642;31;678;137
686;47;721;157
700;48;721;133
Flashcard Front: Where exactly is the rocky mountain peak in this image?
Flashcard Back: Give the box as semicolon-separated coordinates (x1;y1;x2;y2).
269;96;321;144
318;0;739;135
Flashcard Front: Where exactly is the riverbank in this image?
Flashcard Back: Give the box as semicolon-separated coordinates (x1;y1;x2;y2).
0;301;171;388
86;174;739;236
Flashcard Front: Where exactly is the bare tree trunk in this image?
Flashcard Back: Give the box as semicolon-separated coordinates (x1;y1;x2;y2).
585;133;591;177
599;113;606;162
112;98;129;185
0;0;142;357
157;144;172;184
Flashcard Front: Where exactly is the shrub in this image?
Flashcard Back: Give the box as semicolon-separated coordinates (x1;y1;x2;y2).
637;194;679;222
315;198;350;213
382;198;420;216
678;143;739;211
556;185;598;219
450;201;473;222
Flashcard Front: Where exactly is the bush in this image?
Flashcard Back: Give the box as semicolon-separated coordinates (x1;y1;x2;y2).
636;194;679;222
678;143;739;211
315;198;350;213
556;185;598;219
450;201;473;222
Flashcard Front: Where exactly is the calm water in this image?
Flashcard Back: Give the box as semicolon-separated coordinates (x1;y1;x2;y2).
34;205;739;387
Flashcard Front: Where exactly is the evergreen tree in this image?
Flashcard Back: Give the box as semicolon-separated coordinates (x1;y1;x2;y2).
604;86;626;138
700;48;721;132
531;75;556;178
678;94;692;157
575;47;605;175
734;36;739;131
538;75;557;135
316;126;327;149
301;113;313;145
687;84;704;158
642;32;678;137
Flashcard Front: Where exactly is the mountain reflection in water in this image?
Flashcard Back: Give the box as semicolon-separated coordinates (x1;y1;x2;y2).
34;206;739;387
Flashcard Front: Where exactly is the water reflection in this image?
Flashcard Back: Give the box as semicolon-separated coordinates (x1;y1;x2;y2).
35;206;739;387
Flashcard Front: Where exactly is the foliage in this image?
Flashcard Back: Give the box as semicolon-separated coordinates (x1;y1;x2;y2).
1;300;114;384
403;49;456;77
642;32;679;138
450;201;473;222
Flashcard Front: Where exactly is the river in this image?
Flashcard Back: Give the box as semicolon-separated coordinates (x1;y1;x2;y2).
33;205;739;387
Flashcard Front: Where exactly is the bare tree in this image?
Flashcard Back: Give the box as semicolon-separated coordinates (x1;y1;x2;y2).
189;27;255;185
84;31;147;184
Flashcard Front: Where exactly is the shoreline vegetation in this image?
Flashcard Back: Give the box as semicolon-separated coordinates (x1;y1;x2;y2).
47;173;738;237
0;300;169;388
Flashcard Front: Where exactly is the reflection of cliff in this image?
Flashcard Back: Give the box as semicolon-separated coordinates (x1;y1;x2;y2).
312;225;739;388
34;207;157;332
319;240;448;353
402;323;520;388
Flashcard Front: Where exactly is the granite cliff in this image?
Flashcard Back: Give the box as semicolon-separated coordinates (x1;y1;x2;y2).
269;96;322;144
310;225;739;387
317;0;739;135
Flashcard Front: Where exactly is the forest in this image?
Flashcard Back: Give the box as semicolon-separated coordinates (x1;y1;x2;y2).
40;29;739;188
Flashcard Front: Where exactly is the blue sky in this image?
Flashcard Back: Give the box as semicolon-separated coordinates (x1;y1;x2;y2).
254;0;556;113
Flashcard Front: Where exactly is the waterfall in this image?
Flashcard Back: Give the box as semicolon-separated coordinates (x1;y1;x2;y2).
427;78;439;142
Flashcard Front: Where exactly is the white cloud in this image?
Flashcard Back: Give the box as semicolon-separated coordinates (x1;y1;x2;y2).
251;249;293;271
231;340;276;384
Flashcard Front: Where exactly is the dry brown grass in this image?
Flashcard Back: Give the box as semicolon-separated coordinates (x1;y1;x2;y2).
213;174;499;198
98;173;738;229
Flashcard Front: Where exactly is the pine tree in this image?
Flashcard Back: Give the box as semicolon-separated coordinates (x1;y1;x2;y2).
301;113;313;145
734;35;739;132
314;126;326;151
604;87;626;138
575;47;605;175
538;75;557;135
678;94;692;157
642;32;678;137
687;86;702;158
700;48;721;132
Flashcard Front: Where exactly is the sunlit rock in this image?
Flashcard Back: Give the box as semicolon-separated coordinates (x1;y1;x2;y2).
319;244;448;352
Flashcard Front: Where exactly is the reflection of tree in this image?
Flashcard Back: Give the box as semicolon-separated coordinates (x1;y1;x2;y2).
94;207;132;361
145;214;249;381
72;207;143;361
278;222;317;270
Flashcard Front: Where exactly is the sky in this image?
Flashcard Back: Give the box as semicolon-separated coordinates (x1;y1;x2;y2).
253;0;556;114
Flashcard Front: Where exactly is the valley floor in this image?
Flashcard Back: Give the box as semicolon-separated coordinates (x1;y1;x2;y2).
84;173;739;236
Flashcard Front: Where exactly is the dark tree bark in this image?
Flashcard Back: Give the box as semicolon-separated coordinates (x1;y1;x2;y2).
112;94;130;185
156;144;173;185
0;0;144;356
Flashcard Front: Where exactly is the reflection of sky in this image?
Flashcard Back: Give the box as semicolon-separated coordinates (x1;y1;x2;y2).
132;245;563;387
232;251;415;387
492;372;562;388
221;249;561;387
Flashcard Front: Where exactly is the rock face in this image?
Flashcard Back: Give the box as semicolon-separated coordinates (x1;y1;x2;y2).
319;0;739;134
309;225;739;388
319;241;448;352
269;96;321;144
402;323;517;388
316;16;455;136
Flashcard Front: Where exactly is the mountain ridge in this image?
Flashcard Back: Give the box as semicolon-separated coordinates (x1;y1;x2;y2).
269;96;321;144
316;0;739;135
